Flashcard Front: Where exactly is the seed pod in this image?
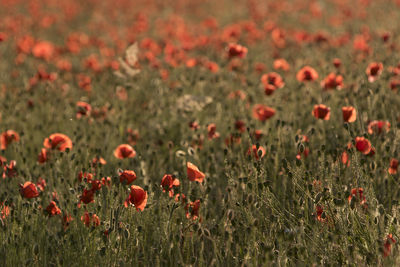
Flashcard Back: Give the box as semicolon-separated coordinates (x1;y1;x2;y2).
33;244;39;255
188;147;195;156
227;209;234;221
175;150;186;158
123;229;130;239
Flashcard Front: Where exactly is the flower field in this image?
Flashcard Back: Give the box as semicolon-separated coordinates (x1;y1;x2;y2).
1;0;400;265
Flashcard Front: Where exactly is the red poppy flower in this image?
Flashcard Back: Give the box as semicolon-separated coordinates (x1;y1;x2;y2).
348;187;366;206
384;234;396;257
388;158;399;174
271;28;286;48
32;41;55;61
252;104;275;122
45;201;61;217
101;177;111;187
78;171;93;182
0;130;20;150
81;211;100;227
0;156;7;166
353;35;370;53
79;189;95;205
0;32;7;42
247;145;266;160
185;199;201;220
261;84;277;96
62;214;74;229
1;202;10;220
207;123;220;140
228;90;246;100
234;120;246;133
273;58;290;71
366;62;383;82
300;135;309;143
161;174;180;197
19;182;39;199
312;104;330;120
56;59;72;71
2;160;17;178
124;185;148;211
342;106;357;123
35;67;57;82
355;137;372;155
381;32;391;42
186;58;197;68
368;147;376;157
333;58;341;68
37;148;48;164
261;72;285;95
390;64;400;75
296;147;310;160
227;58;243;72
84;54;102;72
367;120;390;135
114;144;136;159
227;43;248;59
204;61;219;73
341;151;350;167
315;205;325;222
254;62;266;73
91;156;107;167
90;180;102;192
77;74;92;92
187;162;205;183
321;73;343;90
390;79;400;92
296;66;318;82
36;177;46;191
253;130;263;140
189;121;200;131
91;214;101;226
76;101;92;119
43;133;73;152
17;35;35;54
174;193;186;204
119;170;137;184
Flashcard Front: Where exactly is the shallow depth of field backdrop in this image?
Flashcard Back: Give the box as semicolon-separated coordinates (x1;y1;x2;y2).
1;0;400;265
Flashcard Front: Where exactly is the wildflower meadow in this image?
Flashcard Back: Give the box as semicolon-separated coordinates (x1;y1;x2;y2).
1;0;400;265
